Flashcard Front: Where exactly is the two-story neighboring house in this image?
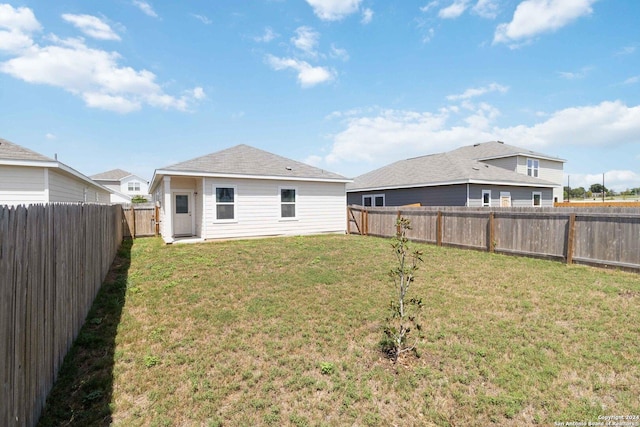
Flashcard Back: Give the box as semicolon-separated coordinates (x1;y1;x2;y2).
450;141;565;203
91;169;150;204
346;141;566;208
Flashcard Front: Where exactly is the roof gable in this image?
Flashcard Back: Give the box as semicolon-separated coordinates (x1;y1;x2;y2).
157;144;348;181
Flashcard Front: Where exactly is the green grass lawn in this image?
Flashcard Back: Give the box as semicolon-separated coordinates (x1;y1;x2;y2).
39;234;640;426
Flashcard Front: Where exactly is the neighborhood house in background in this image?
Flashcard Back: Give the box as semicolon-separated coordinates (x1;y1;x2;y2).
150;144;352;243
0;138;111;206
347;141;565;208
91;169;150;204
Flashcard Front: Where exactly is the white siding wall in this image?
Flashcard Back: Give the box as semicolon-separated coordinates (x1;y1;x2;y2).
481;157;517;172
0;166;45;206
203;178;347;240
49;170;110;203
120;175;150;196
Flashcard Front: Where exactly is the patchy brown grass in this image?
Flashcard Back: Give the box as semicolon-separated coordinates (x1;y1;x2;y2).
39;234;640;426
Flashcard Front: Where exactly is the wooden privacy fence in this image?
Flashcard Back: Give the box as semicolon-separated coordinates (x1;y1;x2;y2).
0;203;124;427
348;205;640;271
122;204;158;238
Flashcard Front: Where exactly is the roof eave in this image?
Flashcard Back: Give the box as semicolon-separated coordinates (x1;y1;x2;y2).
151;169;351;190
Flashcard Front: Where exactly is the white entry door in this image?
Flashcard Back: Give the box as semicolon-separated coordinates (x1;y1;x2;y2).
173;192;193;237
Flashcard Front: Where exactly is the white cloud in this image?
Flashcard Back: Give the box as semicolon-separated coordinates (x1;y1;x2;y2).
439;0;470;19
132;0;158;18
62;14;121;41
494;0;597;47
615;45;636;56
291;26;319;57
623;76;639;85
557;66;591;80
0;4;41;32
305;0;362;21
316;100;640;178
191;14;212;25
361;8;374;24
0;6;202;113
254;27;277;43
45;133;56;140
330;44;349;61
446;83;509;101
472;0;500;18
420;1;439;13
0;4;41;53
265;55;335;87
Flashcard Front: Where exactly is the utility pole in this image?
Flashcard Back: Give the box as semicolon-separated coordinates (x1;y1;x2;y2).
602;173;605;202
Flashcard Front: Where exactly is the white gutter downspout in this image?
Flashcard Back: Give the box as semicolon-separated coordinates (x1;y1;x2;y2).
43;168;50;203
466;183;469;207
201;177;206;239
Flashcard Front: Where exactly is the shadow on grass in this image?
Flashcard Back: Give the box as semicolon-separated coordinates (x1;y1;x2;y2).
38;238;133;427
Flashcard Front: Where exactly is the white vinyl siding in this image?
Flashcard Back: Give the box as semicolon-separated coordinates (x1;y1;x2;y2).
49;170;112;203
0;166;46;205
203;178;346;240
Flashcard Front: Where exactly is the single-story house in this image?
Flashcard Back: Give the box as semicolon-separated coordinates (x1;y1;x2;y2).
149;144;351;243
347;141;565;208
91;169;150;204
0;138;111;206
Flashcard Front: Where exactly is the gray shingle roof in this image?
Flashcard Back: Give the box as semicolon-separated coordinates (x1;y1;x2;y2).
158;144;348;181
91;169;133;180
451;140;566;162
347;144;557;191
0;138;55;162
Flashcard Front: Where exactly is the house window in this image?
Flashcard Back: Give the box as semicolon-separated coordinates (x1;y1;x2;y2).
175;194;189;214
527;159;539;178
128;181;141;192
482;190;491;207
280;188;296;218
532;191;542;207
363;194;385;207
215;186;235;220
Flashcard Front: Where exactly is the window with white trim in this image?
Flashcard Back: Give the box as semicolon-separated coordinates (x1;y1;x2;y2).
482;190;491;207
215;186;235;220
280;188;296;218
527;158;539;178
532;191;542;207
363;194;385;207
128;181;141;192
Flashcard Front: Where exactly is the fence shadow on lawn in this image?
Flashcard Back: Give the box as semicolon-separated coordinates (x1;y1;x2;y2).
37;238;133;427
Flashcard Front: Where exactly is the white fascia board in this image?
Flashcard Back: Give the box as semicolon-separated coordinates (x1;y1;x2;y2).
477;153;567;163
152;169;352;186
0;159;58;168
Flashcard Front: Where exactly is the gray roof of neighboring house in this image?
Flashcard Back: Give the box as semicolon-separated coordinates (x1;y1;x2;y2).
0;138;55;162
347;145;557;192
452;140;566;162
91;169;133;181
156;144;349;182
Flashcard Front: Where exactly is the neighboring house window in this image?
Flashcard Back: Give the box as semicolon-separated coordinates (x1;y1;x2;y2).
215;186;235;220
363;194;385;207
482;190;491;207
527;159;539;178
532;191;542;207
280;188;296;218
128;181;141;192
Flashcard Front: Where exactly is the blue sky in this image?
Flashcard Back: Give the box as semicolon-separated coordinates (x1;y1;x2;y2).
1;0;639;191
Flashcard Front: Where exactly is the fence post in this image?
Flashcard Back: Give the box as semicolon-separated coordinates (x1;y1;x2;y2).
488;211;495;252
154;205;159;237
436;211;443;246
364;209;368;236
566;213;576;264
131;205;136;239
